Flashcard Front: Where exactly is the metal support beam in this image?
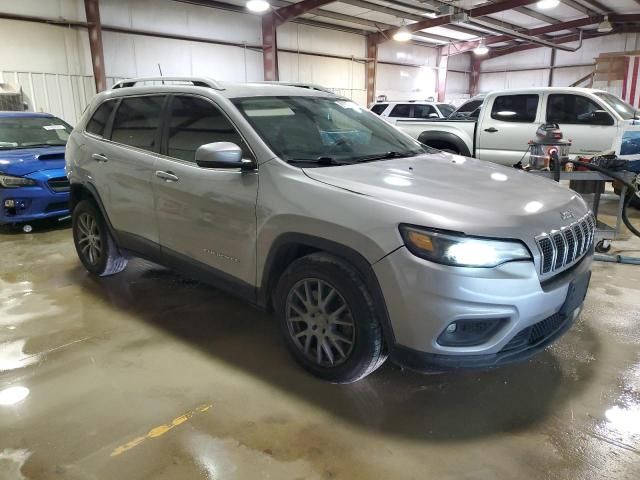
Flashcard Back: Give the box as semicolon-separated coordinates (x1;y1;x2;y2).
373;0;540;44
442;14;640;56
487;25;640;58
261;0;335;81
437;48;448;102
84;0;107;92
548;48;557;86
470;57;481;97
262;14;279;81
366;35;377;106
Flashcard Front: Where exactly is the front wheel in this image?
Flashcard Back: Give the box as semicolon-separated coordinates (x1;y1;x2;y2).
72;199;128;276
274;253;387;383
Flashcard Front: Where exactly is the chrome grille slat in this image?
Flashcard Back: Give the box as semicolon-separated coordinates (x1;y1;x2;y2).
535;213;595;275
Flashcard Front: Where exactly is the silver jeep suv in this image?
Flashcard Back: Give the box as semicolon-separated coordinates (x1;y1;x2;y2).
66;77;593;383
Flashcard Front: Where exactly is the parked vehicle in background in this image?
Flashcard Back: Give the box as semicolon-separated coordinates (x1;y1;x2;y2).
0;112;71;226
447;94;485;119
398;88;639;165
67;77;593;383
370;101;455;124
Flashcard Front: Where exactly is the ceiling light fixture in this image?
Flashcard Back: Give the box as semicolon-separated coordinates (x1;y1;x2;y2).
597;15;613;33
246;0;270;13
393;20;412;42
537;0;559;9
473;40;489;55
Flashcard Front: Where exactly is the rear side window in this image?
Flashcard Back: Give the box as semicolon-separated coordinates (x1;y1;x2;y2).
86;100;116;137
110;96;165;151
412;104;437;119
491;95;539;122
437;104;454;117
166;95;253;162
370;104;388;115
389;104;411;118
457;99;483;113
546;94;613;125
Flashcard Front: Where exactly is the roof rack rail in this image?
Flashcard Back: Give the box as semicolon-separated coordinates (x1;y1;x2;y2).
112;76;224;90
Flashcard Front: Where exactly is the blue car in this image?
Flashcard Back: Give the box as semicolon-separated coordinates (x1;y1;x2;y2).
0;112;73;226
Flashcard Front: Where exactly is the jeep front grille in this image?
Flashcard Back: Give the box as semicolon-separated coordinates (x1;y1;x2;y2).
536;213;595;275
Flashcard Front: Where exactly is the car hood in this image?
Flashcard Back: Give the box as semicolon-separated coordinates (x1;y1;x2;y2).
0;146;66;176
302;152;589;236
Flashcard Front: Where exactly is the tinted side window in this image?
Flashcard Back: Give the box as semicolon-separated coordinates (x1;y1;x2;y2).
86;100;116;137
110;96;165;151
412;105;437;119
490;95;539;122
389;104;411;117
457;99;483;113
370;104;388;115
167;96;253;163
546;94;612;125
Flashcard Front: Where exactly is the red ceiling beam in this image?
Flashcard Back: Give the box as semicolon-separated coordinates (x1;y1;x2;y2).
443;14;640;56
372;0;540;44
262;0;335;81
271;0;335;27
487;25;640;59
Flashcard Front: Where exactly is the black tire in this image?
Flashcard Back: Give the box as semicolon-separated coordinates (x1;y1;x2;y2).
595;240;612;254
274;252;387;383
72;199;128;276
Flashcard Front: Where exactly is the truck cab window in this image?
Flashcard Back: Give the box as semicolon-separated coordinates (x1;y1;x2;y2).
491;95;539;123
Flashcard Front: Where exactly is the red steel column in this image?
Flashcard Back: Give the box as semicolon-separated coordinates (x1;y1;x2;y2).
366;35;378;107
84;0;107;92
437;49;448;102
262;13;279;81
470;57;481;97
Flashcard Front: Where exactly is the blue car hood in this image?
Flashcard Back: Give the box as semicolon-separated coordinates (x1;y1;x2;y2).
0;146;66;176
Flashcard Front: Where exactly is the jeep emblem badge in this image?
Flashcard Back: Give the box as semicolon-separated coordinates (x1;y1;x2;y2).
560;211;574;220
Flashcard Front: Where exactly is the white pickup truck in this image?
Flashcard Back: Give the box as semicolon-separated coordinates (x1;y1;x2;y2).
397;87;639;166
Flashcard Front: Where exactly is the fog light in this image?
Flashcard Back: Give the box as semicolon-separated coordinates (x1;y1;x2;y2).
438;318;508;347
4;199;15;208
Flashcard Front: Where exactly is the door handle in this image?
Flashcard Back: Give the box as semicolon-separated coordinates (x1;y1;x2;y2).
91;153;108;162
484;127;499;133
155;170;179;182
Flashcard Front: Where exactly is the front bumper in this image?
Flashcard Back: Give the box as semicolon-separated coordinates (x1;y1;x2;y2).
0;169;69;224
373;246;592;371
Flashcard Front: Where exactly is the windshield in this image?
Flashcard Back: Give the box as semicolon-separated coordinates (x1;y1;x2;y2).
0;116;72;150
437;104;455;117
594;92;638;120
232;96;427;165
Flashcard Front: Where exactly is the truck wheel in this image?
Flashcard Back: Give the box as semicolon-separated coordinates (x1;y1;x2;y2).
72;199;128;276
274;253;387;383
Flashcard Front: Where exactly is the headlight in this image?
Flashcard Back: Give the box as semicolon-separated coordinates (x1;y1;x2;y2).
0;174;37;188
399;225;531;268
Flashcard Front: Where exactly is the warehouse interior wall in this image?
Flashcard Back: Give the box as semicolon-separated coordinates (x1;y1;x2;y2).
2;0;640;125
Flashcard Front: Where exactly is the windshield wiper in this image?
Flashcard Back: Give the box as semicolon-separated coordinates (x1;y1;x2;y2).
353;151;418;163
287;156;349;166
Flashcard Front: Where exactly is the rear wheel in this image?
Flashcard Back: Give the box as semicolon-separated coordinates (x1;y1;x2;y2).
274;253;386;383
72;199;127;276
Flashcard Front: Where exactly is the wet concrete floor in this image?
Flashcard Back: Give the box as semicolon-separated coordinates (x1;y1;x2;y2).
1;199;639;479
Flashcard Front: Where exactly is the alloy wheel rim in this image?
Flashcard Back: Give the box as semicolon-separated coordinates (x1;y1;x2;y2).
77;212;102;265
285;278;355;367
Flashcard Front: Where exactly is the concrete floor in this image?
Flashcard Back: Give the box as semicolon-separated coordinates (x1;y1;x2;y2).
1;198;639;480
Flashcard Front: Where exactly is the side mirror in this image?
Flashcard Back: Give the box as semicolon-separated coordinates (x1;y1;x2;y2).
591;110;614;126
428;112;439;118
195;142;253;170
